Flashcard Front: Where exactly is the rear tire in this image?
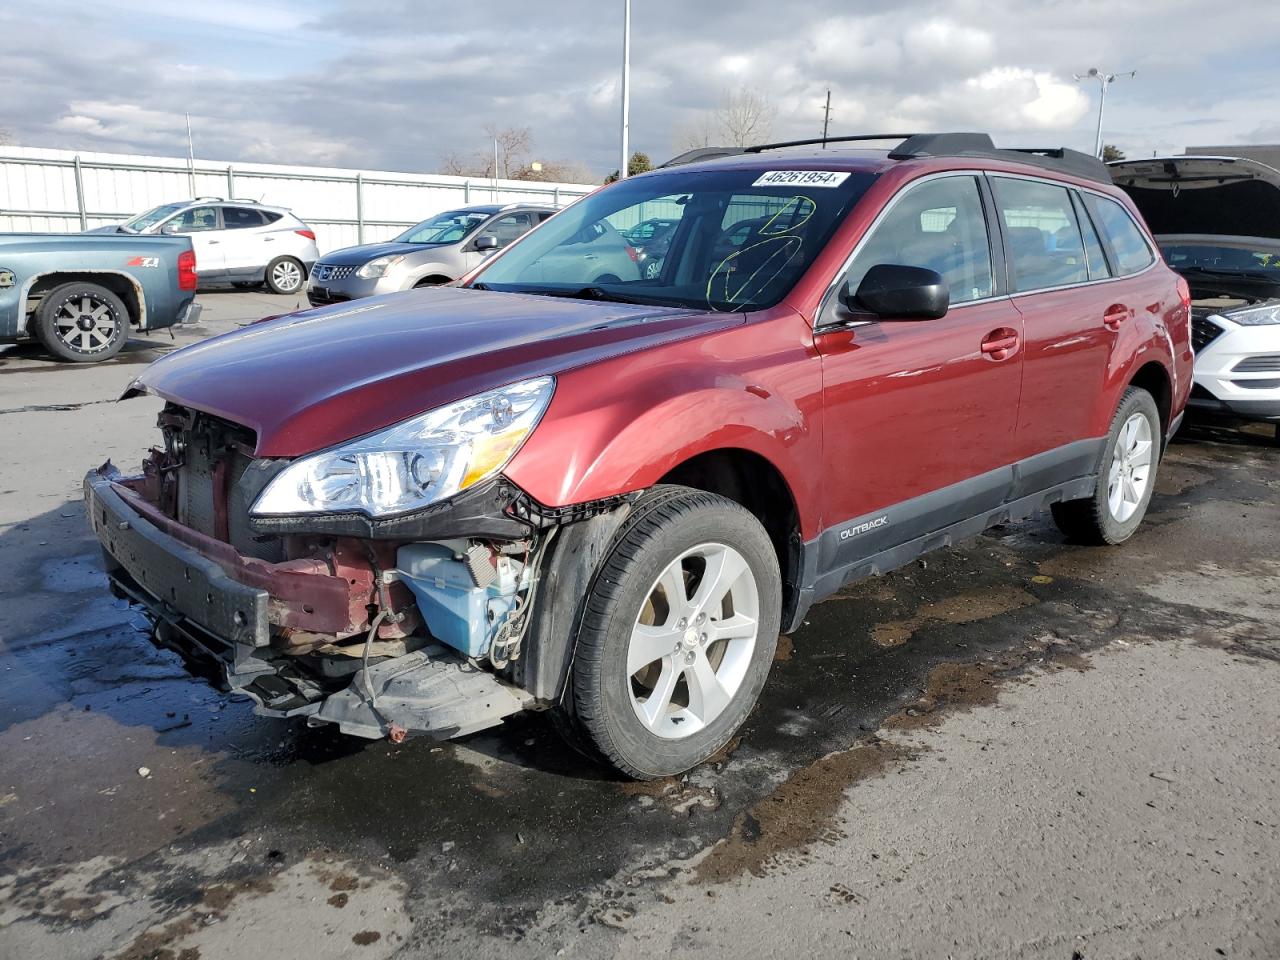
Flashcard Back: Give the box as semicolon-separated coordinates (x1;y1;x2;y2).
1051;387;1161;545
32;282;129;363
561;485;781;779
265;257;306;294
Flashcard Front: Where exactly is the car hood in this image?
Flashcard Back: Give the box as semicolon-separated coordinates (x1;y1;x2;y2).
1110;156;1280;241
126;287;741;457
319;241;445;265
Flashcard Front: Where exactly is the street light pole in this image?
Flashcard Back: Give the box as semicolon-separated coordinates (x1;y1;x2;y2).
620;0;631;179
1074;67;1136;158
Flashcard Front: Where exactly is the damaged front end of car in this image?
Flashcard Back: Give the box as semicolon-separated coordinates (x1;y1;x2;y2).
85;383;635;743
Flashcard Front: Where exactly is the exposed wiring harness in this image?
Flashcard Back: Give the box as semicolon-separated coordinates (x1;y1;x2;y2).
488;526;558;670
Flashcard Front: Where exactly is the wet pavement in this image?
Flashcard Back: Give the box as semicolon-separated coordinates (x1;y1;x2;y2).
2;295;1279;958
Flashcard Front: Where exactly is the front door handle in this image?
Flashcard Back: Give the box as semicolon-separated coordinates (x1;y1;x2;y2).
1103;304;1129;330
980;328;1020;361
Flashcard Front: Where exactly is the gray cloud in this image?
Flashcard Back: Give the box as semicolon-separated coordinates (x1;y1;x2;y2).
4;0;1280;179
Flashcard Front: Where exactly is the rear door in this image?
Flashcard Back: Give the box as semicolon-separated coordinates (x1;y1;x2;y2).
991;176;1118;482
814;173;1025;574
217;206;271;276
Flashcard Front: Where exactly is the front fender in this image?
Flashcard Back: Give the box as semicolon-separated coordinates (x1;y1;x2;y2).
506;314;824;539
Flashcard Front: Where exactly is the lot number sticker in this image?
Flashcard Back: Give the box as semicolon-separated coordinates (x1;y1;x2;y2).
752;170;850;188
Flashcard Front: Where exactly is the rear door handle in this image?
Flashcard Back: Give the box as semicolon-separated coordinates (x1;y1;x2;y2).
980;328;1020;361
1103;304;1129;330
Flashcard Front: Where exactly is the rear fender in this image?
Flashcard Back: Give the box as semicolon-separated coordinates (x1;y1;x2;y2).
18;270;146;335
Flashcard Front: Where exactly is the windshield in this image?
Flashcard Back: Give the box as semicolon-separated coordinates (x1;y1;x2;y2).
470;168;876;311
396;210;491;244
1161;241;1280;277
121;203;187;234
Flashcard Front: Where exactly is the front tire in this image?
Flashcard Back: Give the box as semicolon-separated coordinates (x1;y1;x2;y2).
1052;386;1161;544
265;257;306;294
32;282;129;363
563;486;781;779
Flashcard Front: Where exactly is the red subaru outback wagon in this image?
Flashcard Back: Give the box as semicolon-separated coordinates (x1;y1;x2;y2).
86;133;1192;778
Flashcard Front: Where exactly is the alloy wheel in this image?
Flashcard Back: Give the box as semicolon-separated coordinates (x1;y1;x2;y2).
1107;411;1154;523
271;260;303;293
626;543;759;740
53;295;119;355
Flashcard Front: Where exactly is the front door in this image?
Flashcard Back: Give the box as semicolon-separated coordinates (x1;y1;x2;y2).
164;205;224;278
815;173;1024;579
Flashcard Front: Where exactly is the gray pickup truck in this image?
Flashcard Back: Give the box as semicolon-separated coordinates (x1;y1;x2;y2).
0;232;201;362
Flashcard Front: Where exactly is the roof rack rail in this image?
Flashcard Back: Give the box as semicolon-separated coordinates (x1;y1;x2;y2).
745;133;919;153
190;196;224;202
228;197;260;204
659;146;747;168
1002;147;1110;184
659;132;1113;184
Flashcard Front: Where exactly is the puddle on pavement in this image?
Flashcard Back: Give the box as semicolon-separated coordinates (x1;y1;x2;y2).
871;585;1037;647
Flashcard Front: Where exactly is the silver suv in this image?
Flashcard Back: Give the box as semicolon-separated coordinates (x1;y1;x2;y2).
307;203;555;306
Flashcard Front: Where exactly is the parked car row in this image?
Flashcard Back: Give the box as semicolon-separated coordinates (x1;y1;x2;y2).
85;132;1204;779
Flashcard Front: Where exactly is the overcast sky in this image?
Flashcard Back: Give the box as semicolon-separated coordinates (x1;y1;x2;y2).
5;0;1280;181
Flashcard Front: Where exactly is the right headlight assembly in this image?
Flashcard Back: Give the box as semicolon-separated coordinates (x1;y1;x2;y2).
356;254;406;280
251;376;555;519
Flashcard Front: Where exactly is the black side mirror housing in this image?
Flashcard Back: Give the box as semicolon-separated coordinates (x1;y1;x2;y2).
474;234;499;252
847;264;949;320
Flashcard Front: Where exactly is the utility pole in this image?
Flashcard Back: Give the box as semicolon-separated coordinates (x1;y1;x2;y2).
184;112;196;198
821;90;832;147
1073;68;1136;158
620;0;631;178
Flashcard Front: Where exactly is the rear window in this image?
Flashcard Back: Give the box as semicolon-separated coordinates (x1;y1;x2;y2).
992;178;1089;291
1084;194;1155;275
222;207;265;229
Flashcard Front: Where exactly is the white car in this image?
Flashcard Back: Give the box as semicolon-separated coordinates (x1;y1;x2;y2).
93;199;319;294
1111;156;1280;439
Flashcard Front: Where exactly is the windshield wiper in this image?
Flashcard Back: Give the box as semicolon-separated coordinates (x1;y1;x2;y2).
498;285;683;307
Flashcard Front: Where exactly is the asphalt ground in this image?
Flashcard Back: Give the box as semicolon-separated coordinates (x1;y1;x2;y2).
1;290;1278;959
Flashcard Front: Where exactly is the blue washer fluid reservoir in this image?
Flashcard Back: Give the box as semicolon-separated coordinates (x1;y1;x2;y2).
396;543;519;658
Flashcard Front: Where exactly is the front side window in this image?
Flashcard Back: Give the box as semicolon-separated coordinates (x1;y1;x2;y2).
484;212;536;248
472;168;875;311
843;175;993;305
168;206;220;233
992;178;1088;291
397;210;490;244
1085;194;1156;275
122;203;185;233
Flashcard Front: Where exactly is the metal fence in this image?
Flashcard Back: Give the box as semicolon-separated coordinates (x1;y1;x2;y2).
0;146;596;254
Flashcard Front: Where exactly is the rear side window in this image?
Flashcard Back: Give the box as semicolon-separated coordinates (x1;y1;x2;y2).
844;175;993;305
222;207;266;229
991;178;1088;291
1084;194;1155;275
1071;192;1112;280
261;211;284;224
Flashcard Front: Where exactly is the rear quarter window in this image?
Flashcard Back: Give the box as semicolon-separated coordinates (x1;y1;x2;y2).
1084;194;1155;275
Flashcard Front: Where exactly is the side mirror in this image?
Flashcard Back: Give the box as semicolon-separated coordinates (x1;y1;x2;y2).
848;264;949;320
160;222;180;235
474;234;499;252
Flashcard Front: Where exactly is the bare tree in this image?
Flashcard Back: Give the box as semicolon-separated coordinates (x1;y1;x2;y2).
440;149;489;177
484;124;533;179
716;88;776;146
671;88;777;153
0;128;12;146
516;159;595;184
672;112;717;153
